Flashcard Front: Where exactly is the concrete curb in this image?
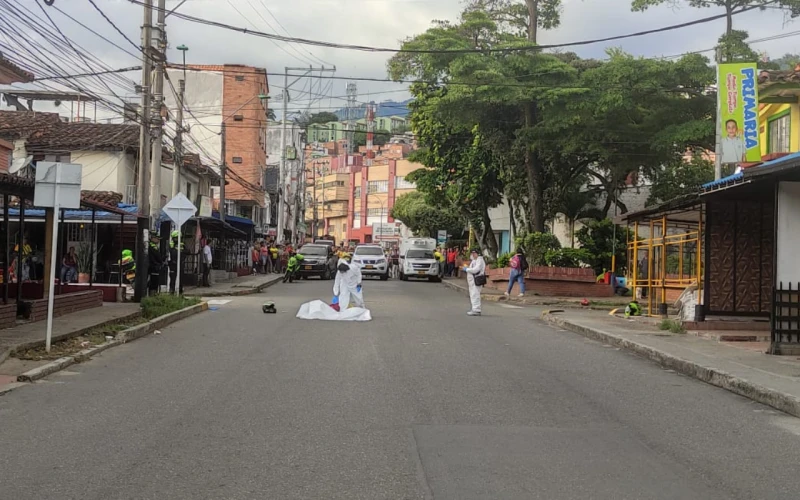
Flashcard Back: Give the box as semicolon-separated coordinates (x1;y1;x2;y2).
14;302;208;385
441;279;619;311
541;312;800;419
183;276;282;297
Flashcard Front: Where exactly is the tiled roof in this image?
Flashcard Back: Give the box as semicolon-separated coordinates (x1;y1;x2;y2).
81;190;123;207
26;122;139;152
758;68;800;86
0;111;62;140
0;53;34;83
173;64;266;74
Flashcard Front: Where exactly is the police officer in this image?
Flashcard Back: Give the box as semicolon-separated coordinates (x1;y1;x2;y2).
148;234;164;295
168;230;184;294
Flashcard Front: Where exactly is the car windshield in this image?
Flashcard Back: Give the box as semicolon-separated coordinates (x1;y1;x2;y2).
355;247;383;256
407;249;434;259
300;246;327;256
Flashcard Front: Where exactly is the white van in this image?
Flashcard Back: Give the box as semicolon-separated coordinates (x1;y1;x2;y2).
399;238;439;282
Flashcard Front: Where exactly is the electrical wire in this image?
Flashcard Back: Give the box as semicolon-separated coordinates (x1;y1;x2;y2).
127;0;774;54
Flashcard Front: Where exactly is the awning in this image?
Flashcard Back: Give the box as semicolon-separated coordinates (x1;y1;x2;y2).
212;211;254;226
192;216;247;238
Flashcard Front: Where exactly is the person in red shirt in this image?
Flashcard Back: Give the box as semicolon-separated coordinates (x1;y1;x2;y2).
446;248;456;277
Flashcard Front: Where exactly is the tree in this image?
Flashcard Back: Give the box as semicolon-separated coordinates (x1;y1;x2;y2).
308;112;339;125
554;183;602;247
374;129;391;146
576;219;631;275
647;154;715;205
391;191;465;237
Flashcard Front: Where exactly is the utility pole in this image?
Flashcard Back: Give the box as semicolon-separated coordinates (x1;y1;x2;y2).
134;0;153;302
219;122;226;222
714;45;723;181
172;78;185;197
150;0;167;219
277;65;336;244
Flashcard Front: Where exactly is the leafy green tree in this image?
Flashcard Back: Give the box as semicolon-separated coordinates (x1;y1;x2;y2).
576;219;631;275
308;112;339;125
391;191;465;237
647;154;715;205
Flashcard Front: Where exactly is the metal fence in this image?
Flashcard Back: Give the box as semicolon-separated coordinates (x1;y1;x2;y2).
771;282;800;353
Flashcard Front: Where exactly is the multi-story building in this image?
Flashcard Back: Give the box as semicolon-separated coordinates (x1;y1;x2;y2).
304;149;361;243
306;115;409;144
165;64;269;230
348;157;419;244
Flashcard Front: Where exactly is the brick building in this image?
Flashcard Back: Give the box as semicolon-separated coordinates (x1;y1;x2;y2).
165;64;269;231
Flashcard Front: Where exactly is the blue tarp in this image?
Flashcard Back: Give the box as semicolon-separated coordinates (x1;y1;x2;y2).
2;203;138;220
703;151;800;189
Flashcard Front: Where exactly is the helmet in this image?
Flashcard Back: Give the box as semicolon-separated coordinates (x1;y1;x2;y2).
339;252;351;261
171;230;180;239
122;249;133;259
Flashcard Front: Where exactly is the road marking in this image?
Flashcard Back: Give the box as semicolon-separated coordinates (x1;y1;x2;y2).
500;304;523;309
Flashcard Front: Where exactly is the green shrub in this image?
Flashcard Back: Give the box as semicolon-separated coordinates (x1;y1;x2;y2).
141;294;200;320
493;252;512;269
544;248;594;268
658;319;686;334
515;232;561;266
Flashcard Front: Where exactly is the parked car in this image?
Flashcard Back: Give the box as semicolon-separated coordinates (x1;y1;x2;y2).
297;244;337;280
352;244;389;280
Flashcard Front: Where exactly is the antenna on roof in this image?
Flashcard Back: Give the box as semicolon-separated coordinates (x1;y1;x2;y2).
8;155;32;175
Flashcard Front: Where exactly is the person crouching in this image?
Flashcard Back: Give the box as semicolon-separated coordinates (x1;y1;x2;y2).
333;253;364;310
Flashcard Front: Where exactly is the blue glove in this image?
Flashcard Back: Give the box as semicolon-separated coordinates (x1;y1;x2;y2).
356;285;362;293
331;295;339;305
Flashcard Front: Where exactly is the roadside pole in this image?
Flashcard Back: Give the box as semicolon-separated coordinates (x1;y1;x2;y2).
220;122;227;222
135;0;153;302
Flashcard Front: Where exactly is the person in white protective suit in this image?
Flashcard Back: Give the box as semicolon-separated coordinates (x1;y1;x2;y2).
463;248;486;316
333;253;364;310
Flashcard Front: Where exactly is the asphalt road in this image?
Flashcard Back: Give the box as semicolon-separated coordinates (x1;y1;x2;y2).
2;279;800;500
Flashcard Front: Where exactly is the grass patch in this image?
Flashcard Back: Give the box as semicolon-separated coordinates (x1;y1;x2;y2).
140;294;200;320
14;317;145;361
658;318;686;334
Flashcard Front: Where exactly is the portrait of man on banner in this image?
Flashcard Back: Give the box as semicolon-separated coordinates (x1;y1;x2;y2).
718;62;760;165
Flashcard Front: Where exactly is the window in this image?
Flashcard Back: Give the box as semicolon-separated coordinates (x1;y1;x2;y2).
394;176;415;189
367;180;388;193
769;113;790;154
224;200;235;215
235;75;244;81
368;208;387;216
232;157;243;164
354;186;361;199
186;183;192;201
234;115;244;122
353;212;361;228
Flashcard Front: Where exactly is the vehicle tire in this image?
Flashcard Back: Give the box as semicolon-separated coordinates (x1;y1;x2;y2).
380;273;389;281
400;272;408;282
323;268;332;280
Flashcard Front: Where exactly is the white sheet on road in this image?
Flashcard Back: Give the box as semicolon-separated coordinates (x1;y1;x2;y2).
296;300;372;321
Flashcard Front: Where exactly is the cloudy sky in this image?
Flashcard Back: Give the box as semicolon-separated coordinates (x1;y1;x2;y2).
4;0;800;117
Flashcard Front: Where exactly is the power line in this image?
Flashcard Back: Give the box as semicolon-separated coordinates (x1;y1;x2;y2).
126;0;772;54
85;0;141;53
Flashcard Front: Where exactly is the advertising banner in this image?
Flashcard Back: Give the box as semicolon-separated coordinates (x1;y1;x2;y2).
718;62;760;163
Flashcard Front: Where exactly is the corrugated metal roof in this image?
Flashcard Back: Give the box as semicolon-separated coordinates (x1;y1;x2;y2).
702;172;743;189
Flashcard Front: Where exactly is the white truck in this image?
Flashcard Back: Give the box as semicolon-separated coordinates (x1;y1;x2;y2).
399;237;440;282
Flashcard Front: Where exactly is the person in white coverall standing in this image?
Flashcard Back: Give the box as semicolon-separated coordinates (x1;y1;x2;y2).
333;253;364;310
463;248;486;316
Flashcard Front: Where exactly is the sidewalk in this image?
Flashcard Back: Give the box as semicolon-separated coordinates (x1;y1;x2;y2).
0;302;141;367
183;273;283;297
441;277;630;310
541;308;800;418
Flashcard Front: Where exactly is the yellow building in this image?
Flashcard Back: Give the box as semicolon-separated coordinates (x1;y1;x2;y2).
758;69;800;158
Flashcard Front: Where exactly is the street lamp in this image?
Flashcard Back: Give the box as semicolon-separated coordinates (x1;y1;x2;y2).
176;44;188;81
